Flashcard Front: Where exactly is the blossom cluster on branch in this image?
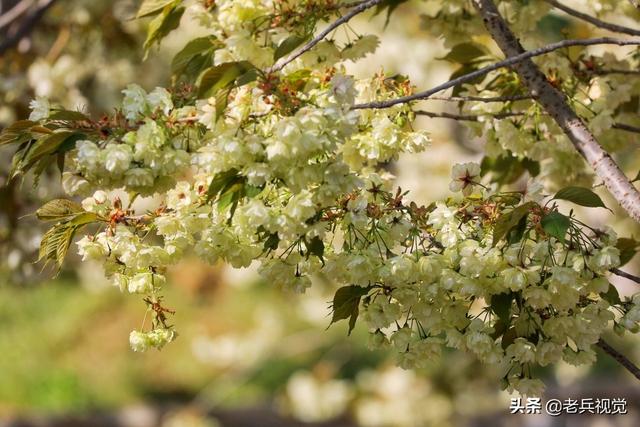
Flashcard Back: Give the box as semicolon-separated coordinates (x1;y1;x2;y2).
2;0;640;395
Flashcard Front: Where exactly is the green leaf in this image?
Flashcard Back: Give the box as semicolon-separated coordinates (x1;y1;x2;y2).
37;209;103;273
330;285;371;335
197;61;255;98
501;327;518;350
490;292;513;322
171;36;220;77
616;237;639;266
136;0;178;18
274;34;309;61
47;109;90;121
373;0;410;27
143;4;185;58
449;62;483;96
439;42;489;64
263;233;280;252
26;131;74;161
481;154;539;185
601;284;622;306
541;211;571;243
492;202;535;246
206;169;240;201
305;236;325;264
0;120;35;146
36;199;83;221
554;186;607;209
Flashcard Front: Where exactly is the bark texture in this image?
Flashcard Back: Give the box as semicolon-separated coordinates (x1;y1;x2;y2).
472;0;640;223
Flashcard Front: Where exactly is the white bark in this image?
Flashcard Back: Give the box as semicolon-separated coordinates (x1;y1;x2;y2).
472;0;640;223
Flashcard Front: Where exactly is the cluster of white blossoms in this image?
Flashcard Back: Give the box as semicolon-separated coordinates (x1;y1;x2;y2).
7;0;640;397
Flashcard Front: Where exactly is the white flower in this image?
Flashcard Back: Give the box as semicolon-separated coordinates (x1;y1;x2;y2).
104;144;133;174
127;272;164;294
122;84;148;120
125;168;155;188
588;246;620;273
147;87;173;115
129;330;150;352
449;162;482;196
147;328;176;349
523;178;545;203
28;97;50;121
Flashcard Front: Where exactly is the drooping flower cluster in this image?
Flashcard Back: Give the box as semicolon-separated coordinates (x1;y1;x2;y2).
4;0;640;396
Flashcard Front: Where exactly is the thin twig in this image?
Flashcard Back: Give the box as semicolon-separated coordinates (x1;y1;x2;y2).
611;268;640;284
545;0;640;37
0;0;57;56
596;339;640;381
470;0;640;223
589;69;640;76
265;0;384;74
352;37;640;110
0;0;35;29
415;110;526;121
427;94;533;103
612;123;640;134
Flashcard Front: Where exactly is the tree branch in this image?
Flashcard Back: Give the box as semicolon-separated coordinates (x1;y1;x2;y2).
265;0;384;74
415;110;525;121
596;339;640;381
0;0;35;30
0;0;57;56
612;123;640;134
427;94;533;103
611;268;640;284
470;0;640;223
352;37;640;110
545;0;640;37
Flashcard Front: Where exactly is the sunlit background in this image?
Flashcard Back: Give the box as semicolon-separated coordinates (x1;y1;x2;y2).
1;1;639;426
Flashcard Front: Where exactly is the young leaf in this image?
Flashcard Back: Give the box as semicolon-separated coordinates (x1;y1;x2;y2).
206;169;240;201
274;34;309;61
330;285;370;335
601;284;621;306
501;327;518;350
439;42;489;65
554;186;607;209
47;109;90;121
373;0;410;27
305;236;325;264
137;0;178;18
616;237;639;266
492;202;535;246
197;61;255;98
143;4;185;58
490;292;514;322
263;233;280;251
171;36;220;77
0;120;35;146
36;199;84;221
541;211;571;243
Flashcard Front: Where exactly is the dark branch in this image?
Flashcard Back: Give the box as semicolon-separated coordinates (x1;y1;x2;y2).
611;268;640;284
545;0;640;37
427;94;533;103
596;339;640;381
415;110;525;121
266;0;383;73
352;37;640;110
612;123;640;134
0;0;57;57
